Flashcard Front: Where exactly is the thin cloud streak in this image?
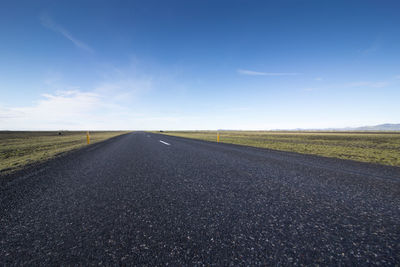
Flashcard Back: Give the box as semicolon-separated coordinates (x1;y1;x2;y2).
40;15;93;52
237;69;300;76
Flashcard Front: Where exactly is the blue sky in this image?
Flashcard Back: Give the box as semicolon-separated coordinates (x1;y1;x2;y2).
1;0;399;130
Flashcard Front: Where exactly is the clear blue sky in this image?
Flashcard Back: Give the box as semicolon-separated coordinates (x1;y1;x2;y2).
1;0;399;130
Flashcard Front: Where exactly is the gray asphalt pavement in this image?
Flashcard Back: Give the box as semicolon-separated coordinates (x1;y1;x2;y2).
1;132;399;265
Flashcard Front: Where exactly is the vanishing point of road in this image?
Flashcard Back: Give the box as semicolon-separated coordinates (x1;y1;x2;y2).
1;132;399;265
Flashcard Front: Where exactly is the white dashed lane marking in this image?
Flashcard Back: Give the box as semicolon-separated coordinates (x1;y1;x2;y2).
159;140;171;146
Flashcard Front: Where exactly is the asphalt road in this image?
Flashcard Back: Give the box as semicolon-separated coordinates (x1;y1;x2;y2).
1;132;399;265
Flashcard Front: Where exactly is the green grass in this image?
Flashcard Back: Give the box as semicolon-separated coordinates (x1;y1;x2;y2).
159;131;400;167
0;131;130;174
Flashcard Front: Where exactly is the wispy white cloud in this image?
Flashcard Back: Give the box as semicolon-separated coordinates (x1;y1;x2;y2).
314;77;323;81
237;69;300;76
0;90;100;129
0;89;201;130
0;107;25;119
394;75;400;80
0;64;156;130
40;15;93;52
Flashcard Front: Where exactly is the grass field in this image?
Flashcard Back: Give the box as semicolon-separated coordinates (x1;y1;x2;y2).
160;131;400;167
0;131;129;174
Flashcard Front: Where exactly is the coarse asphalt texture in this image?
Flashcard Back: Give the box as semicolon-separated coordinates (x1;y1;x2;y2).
1;132;400;265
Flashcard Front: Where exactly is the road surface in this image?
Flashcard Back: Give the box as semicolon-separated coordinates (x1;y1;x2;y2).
1;132;399;265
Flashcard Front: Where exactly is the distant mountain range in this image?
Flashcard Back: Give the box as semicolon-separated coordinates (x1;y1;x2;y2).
349;123;400;131
283;123;400;132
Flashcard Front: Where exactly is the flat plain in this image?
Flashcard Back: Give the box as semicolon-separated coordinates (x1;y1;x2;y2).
0;131;129;174
160;131;400;167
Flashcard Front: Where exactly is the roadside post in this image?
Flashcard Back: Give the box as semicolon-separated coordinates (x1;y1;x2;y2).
86;131;90;144
217;132;220;143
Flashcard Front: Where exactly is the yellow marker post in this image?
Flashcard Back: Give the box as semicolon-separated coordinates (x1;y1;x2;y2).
86;131;90;144
217;132;220;143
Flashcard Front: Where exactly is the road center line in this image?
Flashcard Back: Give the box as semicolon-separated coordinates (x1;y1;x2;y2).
159;140;171;146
